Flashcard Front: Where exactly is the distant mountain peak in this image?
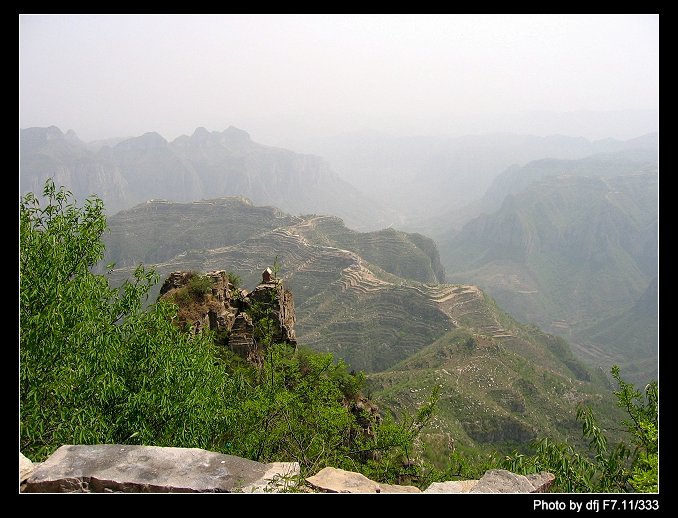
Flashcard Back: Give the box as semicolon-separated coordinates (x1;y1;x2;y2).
115;132;168;151
221;125;251;143
191;126;211;139
20;124;392;231
182;126;251;147
20;125;64;147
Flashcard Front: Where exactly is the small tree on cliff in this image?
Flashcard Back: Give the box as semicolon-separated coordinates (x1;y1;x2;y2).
272;255;281;279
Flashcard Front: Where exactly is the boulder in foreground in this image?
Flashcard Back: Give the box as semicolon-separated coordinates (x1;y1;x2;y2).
305;466;420;493
469;469;555;493
23;444;299;493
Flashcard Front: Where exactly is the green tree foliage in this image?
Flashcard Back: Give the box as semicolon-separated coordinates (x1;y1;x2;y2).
20;180;426;485
499;366;658;492
611;366;658;493
357;386;440;485
272;254;281;279
20;180;231;461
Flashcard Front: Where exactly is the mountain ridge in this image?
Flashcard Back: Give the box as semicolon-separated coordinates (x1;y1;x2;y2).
306;131;658;228
19;125;394;231
439;158;657;384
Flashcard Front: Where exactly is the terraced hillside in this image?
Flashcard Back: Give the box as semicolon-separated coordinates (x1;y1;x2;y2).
104;197;620;457
105;199;446;371
103;197;299;268
365;276;619;456
105;198;593;375
368;323;619;464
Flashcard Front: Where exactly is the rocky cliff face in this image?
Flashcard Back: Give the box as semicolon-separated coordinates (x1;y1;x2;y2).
158;269;296;366
249;278;297;344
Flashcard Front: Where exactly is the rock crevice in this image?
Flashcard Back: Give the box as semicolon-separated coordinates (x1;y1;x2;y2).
158;268;296;365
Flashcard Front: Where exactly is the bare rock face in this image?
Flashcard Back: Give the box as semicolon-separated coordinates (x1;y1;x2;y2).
424;480;480;493
526;472;556;493
159;270;236;336
19;452;35;487
229;313;259;366
159;271;195;296
248;279;297;345
23;444;299;493
470;469;554;493
157;268;297;365
305;467;420;493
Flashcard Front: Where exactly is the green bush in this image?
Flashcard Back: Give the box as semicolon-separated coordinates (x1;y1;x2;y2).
227;272;241;289
499;366;658;493
20;180;232;461
187;274;212;298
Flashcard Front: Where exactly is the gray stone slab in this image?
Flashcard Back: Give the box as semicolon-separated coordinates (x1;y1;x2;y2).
470;469;535;493
526;472;556;493
306;466;381;493
379;483;421;493
306;466;421;493
19;452;34;485
424;480;479;493
24;444;297;493
241;461;300;493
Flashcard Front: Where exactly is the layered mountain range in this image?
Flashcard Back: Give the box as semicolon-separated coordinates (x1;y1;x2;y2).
21;123;655;449
306;131;658;226
439;151;658;384
19;125;393;231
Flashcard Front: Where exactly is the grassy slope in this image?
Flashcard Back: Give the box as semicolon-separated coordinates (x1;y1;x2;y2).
367;316;622;469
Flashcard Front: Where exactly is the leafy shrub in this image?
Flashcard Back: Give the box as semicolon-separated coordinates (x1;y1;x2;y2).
188;274;212;298
227;272;241;289
499;366;658;492
20;180;231;461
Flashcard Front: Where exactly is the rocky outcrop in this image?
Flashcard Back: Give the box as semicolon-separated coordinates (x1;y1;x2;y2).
424;480;479;493
19;452;35;489
248;276;297;345
229;313;258;365
158;269;296;365
305;467;420;494
23;445;299;493
21;446;554;494
469;469;555;493
349;395;382;458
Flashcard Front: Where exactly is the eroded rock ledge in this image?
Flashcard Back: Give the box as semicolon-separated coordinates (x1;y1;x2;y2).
20;446;554;494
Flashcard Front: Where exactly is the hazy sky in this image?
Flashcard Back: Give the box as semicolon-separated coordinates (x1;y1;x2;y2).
19;14;658;148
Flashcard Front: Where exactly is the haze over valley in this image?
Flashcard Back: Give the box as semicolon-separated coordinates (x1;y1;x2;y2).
19;14;658;489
